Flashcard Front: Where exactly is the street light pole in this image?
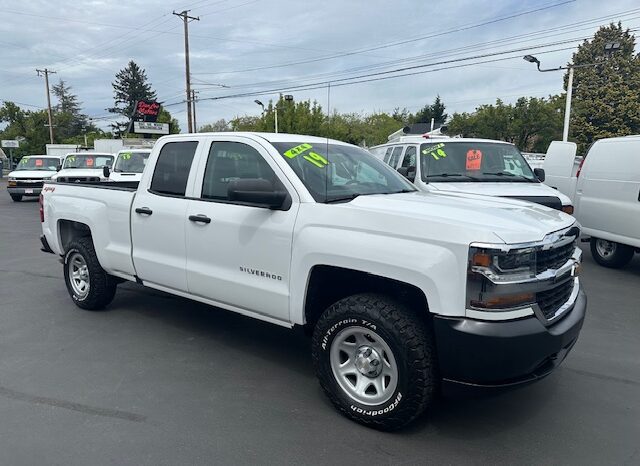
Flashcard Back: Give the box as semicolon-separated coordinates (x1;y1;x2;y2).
523;42;620;142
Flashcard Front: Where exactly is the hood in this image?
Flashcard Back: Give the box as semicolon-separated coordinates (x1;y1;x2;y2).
342;191;575;244
428;181;573;206
52;168;104;179
109;172;142;182
8;170;56;179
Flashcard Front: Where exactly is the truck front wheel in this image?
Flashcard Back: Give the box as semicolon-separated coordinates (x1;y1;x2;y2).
63;237;117;310
590;238;634;268
311;293;436;430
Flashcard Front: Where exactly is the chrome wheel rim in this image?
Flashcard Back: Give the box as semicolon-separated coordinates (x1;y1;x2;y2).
329;326;398;406
69;253;90;298
596;239;616;259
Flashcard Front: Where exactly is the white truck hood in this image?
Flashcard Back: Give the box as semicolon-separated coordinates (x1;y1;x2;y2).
8;170;56;179
427;181;573;206
342;191;575;244
109;172;142;182
52;168;104;180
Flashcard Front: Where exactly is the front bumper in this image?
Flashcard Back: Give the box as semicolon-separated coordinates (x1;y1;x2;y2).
7;186;43;196
434;288;586;390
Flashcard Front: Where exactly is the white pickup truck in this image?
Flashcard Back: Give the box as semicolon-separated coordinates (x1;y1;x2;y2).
40;132;586;430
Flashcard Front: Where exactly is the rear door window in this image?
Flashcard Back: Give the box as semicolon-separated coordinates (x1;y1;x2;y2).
383;147;393;164
150;141;198;196
400;146;417;169
389;146;404;168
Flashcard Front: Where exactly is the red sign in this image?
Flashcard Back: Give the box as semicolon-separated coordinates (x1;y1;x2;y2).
466;149;482;170
86;158;94;167
136;100;161;122
35;159;43;167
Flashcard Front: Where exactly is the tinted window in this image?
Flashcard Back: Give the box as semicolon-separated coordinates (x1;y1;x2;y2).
63;154;113;169
114;151;151;173
401;146;417;169
201;142;281;201
16;157;59;171
389;146;403;168
272;141;415;203
383;147;393;163
150;141;198;196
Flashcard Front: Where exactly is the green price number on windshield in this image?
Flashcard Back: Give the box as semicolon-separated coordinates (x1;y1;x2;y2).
284;143;312;159
303;151;328;168
121;152;132;160
423;143;447;160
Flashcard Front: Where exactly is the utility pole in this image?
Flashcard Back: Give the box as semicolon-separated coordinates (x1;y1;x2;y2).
36;68;56;144
191;89;199;132
173;10;199;133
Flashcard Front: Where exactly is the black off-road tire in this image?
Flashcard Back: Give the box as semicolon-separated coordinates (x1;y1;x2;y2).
590;237;634;269
10;194;22;202
63;237;117;310
311;293;437;431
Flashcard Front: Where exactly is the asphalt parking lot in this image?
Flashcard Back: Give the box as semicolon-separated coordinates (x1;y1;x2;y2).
1;181;639;466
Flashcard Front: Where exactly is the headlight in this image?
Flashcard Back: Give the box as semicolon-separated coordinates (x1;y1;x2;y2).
8;177;16;181
467;246;537;311
470;247;536;283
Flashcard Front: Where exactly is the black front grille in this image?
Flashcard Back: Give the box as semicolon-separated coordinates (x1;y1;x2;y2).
16;180;45;187
59;176;100;183
537;280;574;319
536;242;574;273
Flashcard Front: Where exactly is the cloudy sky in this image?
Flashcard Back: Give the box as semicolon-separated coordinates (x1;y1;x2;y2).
1;0;638;132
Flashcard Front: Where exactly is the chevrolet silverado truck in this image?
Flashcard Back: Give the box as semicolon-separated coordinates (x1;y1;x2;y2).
6;155;63;201
40;132;586;430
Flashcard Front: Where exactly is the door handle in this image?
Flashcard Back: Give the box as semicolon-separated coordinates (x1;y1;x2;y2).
189;214;211;224
135;207;153;215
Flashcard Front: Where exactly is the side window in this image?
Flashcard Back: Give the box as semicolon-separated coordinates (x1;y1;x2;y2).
390;146;404;168
201;141;281;201
401;146;417;169
150;141;198;196
383;147;393;164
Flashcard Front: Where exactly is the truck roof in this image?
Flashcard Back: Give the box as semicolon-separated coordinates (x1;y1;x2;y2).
64;152;113;157
373;137;515;148
160;132;353;147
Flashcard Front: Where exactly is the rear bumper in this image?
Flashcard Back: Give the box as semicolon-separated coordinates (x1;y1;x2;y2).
7;186;42;196
434;288;586;390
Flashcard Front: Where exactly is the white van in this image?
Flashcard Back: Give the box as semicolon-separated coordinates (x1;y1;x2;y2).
104;149;151;182
543;136;640;268
371;134;574;213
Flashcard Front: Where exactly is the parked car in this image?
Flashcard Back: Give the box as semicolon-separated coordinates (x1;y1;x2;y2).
51;152;114;183
104;149;151;182
544;137;640;268
370;133;574;213
6;155;63;201
40;132;585;430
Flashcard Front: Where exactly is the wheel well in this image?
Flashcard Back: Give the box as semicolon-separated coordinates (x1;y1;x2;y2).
58;220;92;253
304;265;430;329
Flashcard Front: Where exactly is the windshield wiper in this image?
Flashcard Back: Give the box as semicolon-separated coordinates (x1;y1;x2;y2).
426;173;480;181
482;172;536;182
325;193;361;204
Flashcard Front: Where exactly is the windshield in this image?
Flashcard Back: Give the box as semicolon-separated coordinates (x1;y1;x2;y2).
272;142;416;203
420;142;537;182
113;151;150;173
16;157;59;171
63;154;113;169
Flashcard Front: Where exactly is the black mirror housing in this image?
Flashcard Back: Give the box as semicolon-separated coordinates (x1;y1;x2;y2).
56;165;62;172
397;166;416;182
103;166;111;178
534;168;545;182
227;179;289;210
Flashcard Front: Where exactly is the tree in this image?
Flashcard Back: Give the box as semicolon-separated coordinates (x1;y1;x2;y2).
568;23;640;153
108;61;157;135
0;102;51;159
411;95;448;128
199;119;231;132
156;108;180;134
52;79;94;141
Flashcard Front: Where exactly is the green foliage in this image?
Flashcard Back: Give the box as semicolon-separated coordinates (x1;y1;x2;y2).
448;96;563;152
52;80;96;141
0;102;51;159
156;108;181;134
411;95;448;126
108;60;157;135
199;119;231;132
568;23;640;153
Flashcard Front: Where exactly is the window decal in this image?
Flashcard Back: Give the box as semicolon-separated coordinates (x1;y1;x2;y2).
423;143;447;160
283;143;328;168
303;151;328;168
86;158;94;167
284;143;312;159
35;159;43;166
121;152;132;160
466;149;482;170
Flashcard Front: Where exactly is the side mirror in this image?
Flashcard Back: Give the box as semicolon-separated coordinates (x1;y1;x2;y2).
397;166;416;182
103;166;111;178
228;179;289;210
534;168;545;182
56;165;62;172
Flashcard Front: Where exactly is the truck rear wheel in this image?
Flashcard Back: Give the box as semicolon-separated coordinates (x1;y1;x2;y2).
10;194;22;202
63;237;117;310
311;293;436;430
590;238;634;268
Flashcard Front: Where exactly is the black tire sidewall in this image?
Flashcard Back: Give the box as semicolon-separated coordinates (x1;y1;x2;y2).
315;315;409;421
590;238;633;268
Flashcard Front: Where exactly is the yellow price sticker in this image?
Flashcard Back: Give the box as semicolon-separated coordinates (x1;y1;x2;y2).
284;143;312;159
303;151;328;168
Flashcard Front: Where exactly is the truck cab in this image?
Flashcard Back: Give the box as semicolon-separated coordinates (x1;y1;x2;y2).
6;155;63;201
371;131;574;214
105;149;151;182
52;152;114;183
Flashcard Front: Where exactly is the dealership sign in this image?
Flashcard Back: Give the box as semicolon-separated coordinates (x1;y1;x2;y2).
135;100;161;122
1;140;19;148
133;122;169;135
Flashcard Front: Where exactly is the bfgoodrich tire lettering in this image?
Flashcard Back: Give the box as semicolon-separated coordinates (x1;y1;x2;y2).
311;293;436;430
63;237;117;310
